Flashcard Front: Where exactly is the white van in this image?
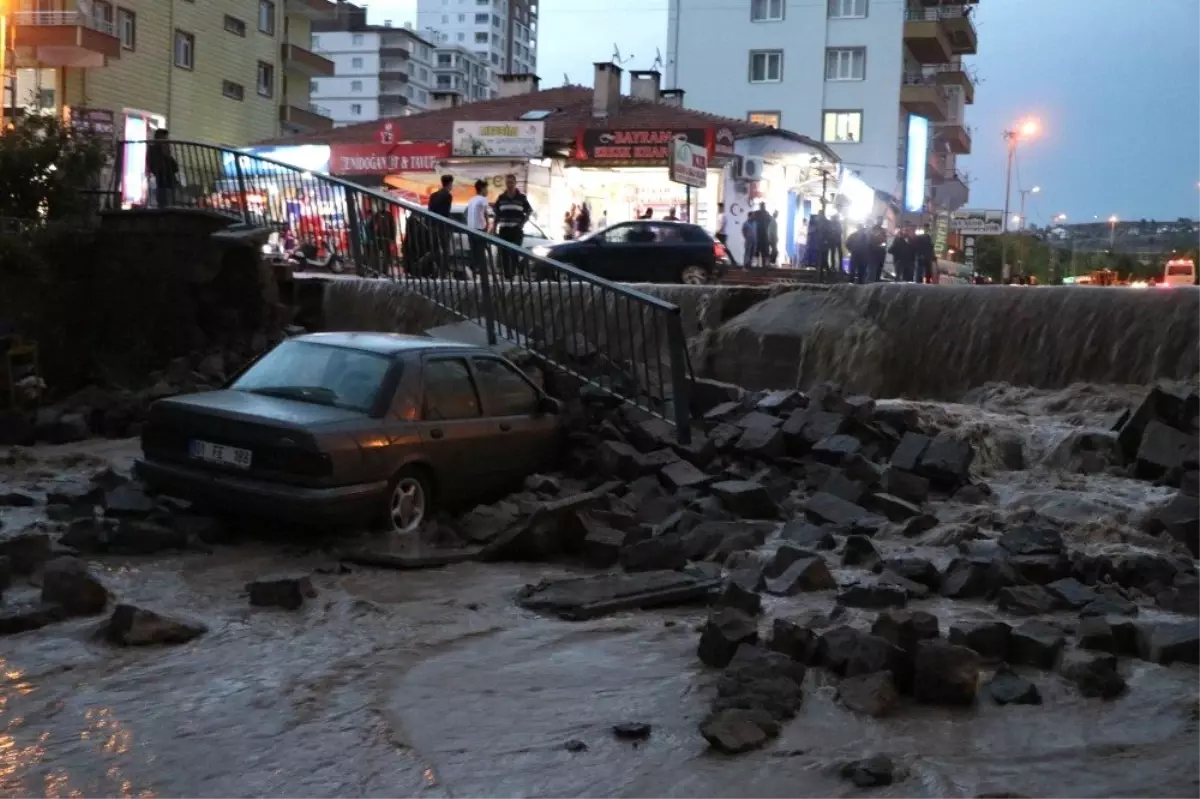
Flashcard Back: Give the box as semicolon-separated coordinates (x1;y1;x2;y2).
1161;258;1196;288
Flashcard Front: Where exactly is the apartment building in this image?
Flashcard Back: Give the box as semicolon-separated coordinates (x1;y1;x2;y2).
415;0;536;91
4;0;336;146
430;42;491;105
667;0;978;214
311;3;435;126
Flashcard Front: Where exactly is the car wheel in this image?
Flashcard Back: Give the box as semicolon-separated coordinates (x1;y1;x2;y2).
383;466;431;535
681;265;708;285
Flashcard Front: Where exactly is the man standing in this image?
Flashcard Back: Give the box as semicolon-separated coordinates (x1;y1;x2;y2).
424;174;454;274
868;221;889;283
493;173;533;278
714;202;736;267
824;213;844;279
751;202;772;269
145;128;178;209
847;227;871;284
742;214;758;268
889;227;916;282
427;174;453;217
465;178;491;276
914;226;935;284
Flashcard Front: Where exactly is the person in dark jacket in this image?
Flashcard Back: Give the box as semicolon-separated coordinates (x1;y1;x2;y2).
423;174;454;273
889;227;917;282
751;202;772;268
913;227;935;283
492;173;533;278
427;174;453;217
824;213;844;278
145;129;178;208
868;221;889;283
807;212;827;278
847;227;871;285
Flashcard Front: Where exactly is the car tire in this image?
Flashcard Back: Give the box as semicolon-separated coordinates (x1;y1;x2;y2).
381;465;432;536
680;265;708;285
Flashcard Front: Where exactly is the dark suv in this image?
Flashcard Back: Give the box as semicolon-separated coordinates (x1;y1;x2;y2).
536;220;729;284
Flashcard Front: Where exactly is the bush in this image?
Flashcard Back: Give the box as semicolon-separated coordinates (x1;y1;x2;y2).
0;115;109;222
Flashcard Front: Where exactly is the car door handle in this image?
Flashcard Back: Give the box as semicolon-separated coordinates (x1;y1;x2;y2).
499;422;512;432
430;428;444;439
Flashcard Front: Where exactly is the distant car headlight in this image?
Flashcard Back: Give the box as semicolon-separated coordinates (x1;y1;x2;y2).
531;245;551;258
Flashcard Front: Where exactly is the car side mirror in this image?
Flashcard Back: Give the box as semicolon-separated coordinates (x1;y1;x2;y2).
537;395;562;414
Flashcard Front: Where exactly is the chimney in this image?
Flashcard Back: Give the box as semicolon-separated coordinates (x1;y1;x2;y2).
592;62;622;119
429;91;462;111
629;70;661;103
497;73;541;98
659;88;685;108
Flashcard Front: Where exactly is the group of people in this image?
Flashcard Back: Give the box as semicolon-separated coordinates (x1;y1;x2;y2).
845;223;936;284
714;202;781;268
562;203;593;239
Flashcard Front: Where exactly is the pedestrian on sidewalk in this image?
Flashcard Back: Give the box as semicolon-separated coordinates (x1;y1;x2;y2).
914;227;935;283
824;212;845;278
493;173;533;279
465;178;491;277
868;221;888;283
575;202;592;237
751;202;772;268
742;215;758;268
889;227;917;282
807;212;827;280
767;210;780;266
146;129;178;209
847;226;871;284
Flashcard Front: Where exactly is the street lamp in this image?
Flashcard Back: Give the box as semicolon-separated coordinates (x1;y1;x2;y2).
1109;215;1119;250
1018;185;1041;231
1001;118;1039;281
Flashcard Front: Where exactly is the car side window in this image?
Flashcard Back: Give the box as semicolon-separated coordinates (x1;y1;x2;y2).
421;358;481;420
473;358;539;417
602;224;634;244
650;224;682;242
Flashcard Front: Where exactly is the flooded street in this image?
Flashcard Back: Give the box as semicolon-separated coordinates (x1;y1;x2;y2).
0;385;1197;798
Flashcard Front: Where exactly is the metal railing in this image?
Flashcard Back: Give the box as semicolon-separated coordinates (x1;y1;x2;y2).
106;140;695;443
13;10;117;37
905;5;972;21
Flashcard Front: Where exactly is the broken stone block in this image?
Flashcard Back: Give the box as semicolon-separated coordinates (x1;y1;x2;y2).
709;480;778;520
714;581;762;617
1135;419;1199;481
997;585;1060;616
699;707;777;754
703;401;743;422
1143;491;1200;557
837;671;898;717
0;601;67;635
998;525;1065;556
611;721;652;740
519;570;718;620
764;556;837;596
41;556;109;616
1080;593;1139;618
1009;554;1072;585
767;618;814;663
821;470;868;504
596;440;644;480
698;608;759;668
876;570;932;600
883;466;930;505
709;422;743;451
757;390;804;415
1157;576;1200;615
1008;621;1066;669
985;666;1041;706
878;558;940;591
900;514;939;537
108;520;191;555
0;531;53;574
779;519;836;550
1059;650;1126;699
813;625;862;673
659;458;712;491
949;620;1012;662
839;755;896;788
734;424;785;459
872;610;940;653
864;492;924;522
891;432;931;472
841;535;880;570
802;491;883;529
811;434;862;465
1135;621;1200;665
582;525;626;569
1045;577;1099;610
1077;616;1139;657
246;576;317;610
0;491;37;507
714;645;807;722
917;431;975;490
102;483;156;517
104;604;207;646
837;584;908;610
619;534;687;573
940;557;992;599
781;409;848;454
913;640;980;706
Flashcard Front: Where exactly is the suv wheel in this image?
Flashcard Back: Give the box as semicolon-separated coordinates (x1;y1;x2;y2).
681;265;708;285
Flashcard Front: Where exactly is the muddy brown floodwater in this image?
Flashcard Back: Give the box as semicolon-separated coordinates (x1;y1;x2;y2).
0;384;1197;798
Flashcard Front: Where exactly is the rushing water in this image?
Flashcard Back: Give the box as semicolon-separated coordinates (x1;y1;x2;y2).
0;387;1197;798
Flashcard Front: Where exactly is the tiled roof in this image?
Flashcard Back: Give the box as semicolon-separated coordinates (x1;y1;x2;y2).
255;85;780;147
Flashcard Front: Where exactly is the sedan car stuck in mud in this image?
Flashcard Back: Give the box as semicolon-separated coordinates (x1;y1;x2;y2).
137;333;563;534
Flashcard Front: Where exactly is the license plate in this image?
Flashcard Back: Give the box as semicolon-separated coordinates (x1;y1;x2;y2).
189;439;252;469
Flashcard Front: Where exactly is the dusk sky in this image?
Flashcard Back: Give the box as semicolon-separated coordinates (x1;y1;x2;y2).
362;0;1200;224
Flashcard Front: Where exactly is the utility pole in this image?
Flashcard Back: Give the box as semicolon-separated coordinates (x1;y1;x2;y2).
1000;119;1039;283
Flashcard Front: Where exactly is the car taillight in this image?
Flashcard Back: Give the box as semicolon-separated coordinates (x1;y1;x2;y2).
714;242;729;259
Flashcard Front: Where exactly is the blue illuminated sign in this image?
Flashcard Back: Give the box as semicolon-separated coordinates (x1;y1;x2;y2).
904;115;929;213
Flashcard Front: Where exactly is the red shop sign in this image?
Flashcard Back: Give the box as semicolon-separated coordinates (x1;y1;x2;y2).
329;141;451;175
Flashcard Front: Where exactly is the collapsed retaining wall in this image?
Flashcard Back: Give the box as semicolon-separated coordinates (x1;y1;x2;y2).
320;279;1200;400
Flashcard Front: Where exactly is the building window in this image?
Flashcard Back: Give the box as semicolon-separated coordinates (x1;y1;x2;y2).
748;50;783;83
257;61;274;97
310;79;320;93
258;0;275;35
118;8;135;50
748;111;781;127
173;30;194;69
224;15;246;36
829;0;868;18
458;13;465;21
350;103;363;115
475;13;488;23
823;110;862;143
352;57;364;69
312;34;321;49
94;1;114;30
222;81;245;101
750;0;784;22
351;80;363;92
825;47;866;80
419;67;429;81
475;32;488;43
352;33;364;45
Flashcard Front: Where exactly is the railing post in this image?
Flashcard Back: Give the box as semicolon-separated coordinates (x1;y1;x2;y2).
344;188;364;274
232;153;249;223
477;242;498;345
665;310;692;446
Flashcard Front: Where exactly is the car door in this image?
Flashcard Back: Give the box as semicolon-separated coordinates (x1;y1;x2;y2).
595;223;655;282
470;356;560;483
416;356;490;504
644;223;689;281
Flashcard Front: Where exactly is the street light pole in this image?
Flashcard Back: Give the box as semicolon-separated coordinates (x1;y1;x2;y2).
1108;215;1118;251
999;120;1038;282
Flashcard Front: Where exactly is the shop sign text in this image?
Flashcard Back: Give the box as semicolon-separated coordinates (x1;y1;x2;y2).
330;142;450;175
576;127;709;165
668;139;707;188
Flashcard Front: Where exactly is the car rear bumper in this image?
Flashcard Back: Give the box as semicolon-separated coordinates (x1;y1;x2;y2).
136;457;387;526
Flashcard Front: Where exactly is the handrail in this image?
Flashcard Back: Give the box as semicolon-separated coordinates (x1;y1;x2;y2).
905;5;972;22
13;10;117;37
108;139;694;441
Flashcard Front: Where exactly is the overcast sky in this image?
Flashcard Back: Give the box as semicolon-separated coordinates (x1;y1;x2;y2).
360;0;1200;223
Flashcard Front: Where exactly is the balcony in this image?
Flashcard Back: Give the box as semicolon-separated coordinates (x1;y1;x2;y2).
936;122;972;154
932;169;970;211
12;11;121;68
937;6;978;55
284;0;338;21
379;81;409;97
379;44;412;59
927;63;974;104
281;42;335;77
903;9;953;64
279;103;334;133
900;76;949;122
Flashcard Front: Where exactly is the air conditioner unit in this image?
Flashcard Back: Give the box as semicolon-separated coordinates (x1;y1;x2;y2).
738;156;765;181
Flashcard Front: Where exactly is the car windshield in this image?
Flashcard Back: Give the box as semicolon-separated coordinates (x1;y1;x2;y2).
231;340;393;413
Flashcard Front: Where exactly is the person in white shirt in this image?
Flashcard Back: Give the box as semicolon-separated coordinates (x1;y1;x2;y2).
465;178;491;274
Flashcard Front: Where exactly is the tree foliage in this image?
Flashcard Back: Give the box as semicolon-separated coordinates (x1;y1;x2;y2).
0;114;110;221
